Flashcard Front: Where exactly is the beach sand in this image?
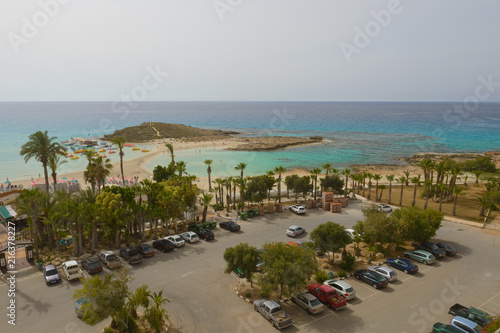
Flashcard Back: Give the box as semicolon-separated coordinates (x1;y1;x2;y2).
8;138;500;195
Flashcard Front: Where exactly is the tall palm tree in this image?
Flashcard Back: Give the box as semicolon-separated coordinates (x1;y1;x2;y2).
165;143;175;164
417;158;433;182
373;174;382;201
342;168;351;194
403;170;411;186
112;137;127;181
48;154;67;189
273;166;286;203
322;163;332;178
16;189;43;260
398;176;406;206
473;170;482;185
410;175;421;207
386;174;395;204
438;183;447;212
423;180;432;209
452;187;464;216
20;130;64;194
201;192;213;222
366;173;374;200
93;156;113;192
310;168;322;200
204;159;213;191
361;172;368;197
235;163;247;202
82;149;94;167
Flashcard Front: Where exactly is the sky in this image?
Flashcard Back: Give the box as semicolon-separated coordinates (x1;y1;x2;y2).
1;0;499;102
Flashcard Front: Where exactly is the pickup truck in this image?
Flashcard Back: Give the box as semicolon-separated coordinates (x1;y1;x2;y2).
98;251;122;269
308;284;347;310
253;299;293;330
61;260;83;281
448;303;492;327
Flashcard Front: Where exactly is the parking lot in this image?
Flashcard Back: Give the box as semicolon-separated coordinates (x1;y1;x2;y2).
1;199;499;333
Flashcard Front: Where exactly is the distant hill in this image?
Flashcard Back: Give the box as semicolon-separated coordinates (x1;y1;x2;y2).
102;123;239;142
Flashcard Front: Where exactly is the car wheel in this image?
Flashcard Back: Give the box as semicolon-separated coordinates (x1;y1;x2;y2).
326;302;331;309
271;320;276;328
254;306;258;312
355;275;360;280
372;283;378;289
306;309;312;315
424;261;429;265
291;298;296;303
404;254;410;258
404;269;409;274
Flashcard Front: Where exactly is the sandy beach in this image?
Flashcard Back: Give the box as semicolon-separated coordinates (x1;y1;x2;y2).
8;137;500;197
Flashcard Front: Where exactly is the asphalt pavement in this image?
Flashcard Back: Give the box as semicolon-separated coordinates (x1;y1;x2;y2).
1;199;499;333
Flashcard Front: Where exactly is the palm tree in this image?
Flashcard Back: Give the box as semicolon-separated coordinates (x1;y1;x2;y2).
20;130;64;194
204;159;213;191
386;174;395;204
111;137;127;181
474;170;482;185
398;176;406;206
342;168;351;194
452;187;464;216
200;192;214;222
361;172;368;197
48;154;67;189
273;166;286;203
366;173;374;200
93;156;113;192
373;174;382;201
410;175;421;207
235;163;247;203
417;158;433;182
378;185;386;202
423;180;432;209
16;189;43;260
403;170;411;186
165;143;175;164
322;163;332;178
176;161;187;178
463;175;469;186
310;168;321;200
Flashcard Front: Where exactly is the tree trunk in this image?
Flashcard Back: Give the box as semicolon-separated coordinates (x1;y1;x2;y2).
115;223;120;249
399;186;403;206
452;195;458;216
154;219;159;239
78;219;84;255
412;184;417;207
388;183;392;204
91;219;97;254
202;206;208;222
438;191;444;212
278;175;282;203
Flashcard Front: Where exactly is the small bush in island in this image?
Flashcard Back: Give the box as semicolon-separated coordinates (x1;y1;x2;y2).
336;270;347;278
314;270;329;284
339;253;356;271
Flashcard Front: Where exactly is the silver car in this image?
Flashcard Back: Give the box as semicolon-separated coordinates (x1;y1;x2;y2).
180;231;199;243
291;292;325;315
404;249;435;265
286;225;305;238
165;235;185;247
323;279;356;300
367;265;397;282
450;316;482;333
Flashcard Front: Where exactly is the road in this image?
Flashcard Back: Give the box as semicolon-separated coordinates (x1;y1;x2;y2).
1;199;499;333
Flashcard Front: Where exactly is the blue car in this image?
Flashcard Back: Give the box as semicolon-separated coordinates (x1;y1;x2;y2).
385;258;419;274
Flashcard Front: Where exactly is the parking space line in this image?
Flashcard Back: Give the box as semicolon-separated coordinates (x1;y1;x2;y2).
480;290;500;308
294;310;335;329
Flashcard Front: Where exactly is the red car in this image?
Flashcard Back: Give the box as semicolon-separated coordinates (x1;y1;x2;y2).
307;284;347;310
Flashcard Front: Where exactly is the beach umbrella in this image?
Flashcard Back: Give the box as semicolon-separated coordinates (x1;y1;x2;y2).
61;177;67;180
4;181;11;184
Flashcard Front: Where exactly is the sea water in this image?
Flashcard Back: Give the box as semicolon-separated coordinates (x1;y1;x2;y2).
1;101;499;181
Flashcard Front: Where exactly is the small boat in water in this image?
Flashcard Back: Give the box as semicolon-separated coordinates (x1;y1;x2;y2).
71;156;80;160
99;149;106;152
66;154;74;158
132;147;140;151
141;149;150;152
109;150;116;154
75;150;85;154
102;155;107;158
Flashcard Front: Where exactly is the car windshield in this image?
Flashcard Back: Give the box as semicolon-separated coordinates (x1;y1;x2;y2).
374;274;386;282
143;245;152;251
108;255;118;261
389;271;396;277
46;269;58;276
310;298;321;306
128;249;139;256
174;237;182;242
346;287;354;293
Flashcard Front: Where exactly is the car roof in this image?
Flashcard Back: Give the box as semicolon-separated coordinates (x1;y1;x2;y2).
101;250;114;255
289;225;302;228
184;231;197;235
369;265;393;272
326;279;352;288
300;293;317;301
64;260;78;265
44;264;56;270
451;316;481;328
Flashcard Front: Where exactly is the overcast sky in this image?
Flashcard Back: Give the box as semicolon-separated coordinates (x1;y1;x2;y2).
1;0;499;102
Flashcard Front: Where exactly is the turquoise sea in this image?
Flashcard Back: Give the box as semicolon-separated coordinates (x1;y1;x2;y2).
1;101;499;181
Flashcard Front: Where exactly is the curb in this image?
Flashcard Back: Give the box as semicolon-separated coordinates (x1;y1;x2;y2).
235;281;253;304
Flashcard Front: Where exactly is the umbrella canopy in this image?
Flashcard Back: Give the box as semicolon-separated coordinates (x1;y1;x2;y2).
4;181;11;184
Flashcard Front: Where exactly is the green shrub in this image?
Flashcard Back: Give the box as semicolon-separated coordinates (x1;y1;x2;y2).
339;253;356;271
314;270;329;284
336;270;347;278
103;327;115;333
245;292;251;298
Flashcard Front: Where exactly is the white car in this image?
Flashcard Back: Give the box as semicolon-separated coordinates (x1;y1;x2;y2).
286;225;305;238
323;279;356;300
367;265;397;282
377;204;393;213
165;235;185;247
290;205;306;214
180;231;199;243
345;228;358;240
61;260;83;281
291;292;325;315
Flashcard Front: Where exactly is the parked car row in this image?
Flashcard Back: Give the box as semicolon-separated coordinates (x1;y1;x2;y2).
44;227;220;286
